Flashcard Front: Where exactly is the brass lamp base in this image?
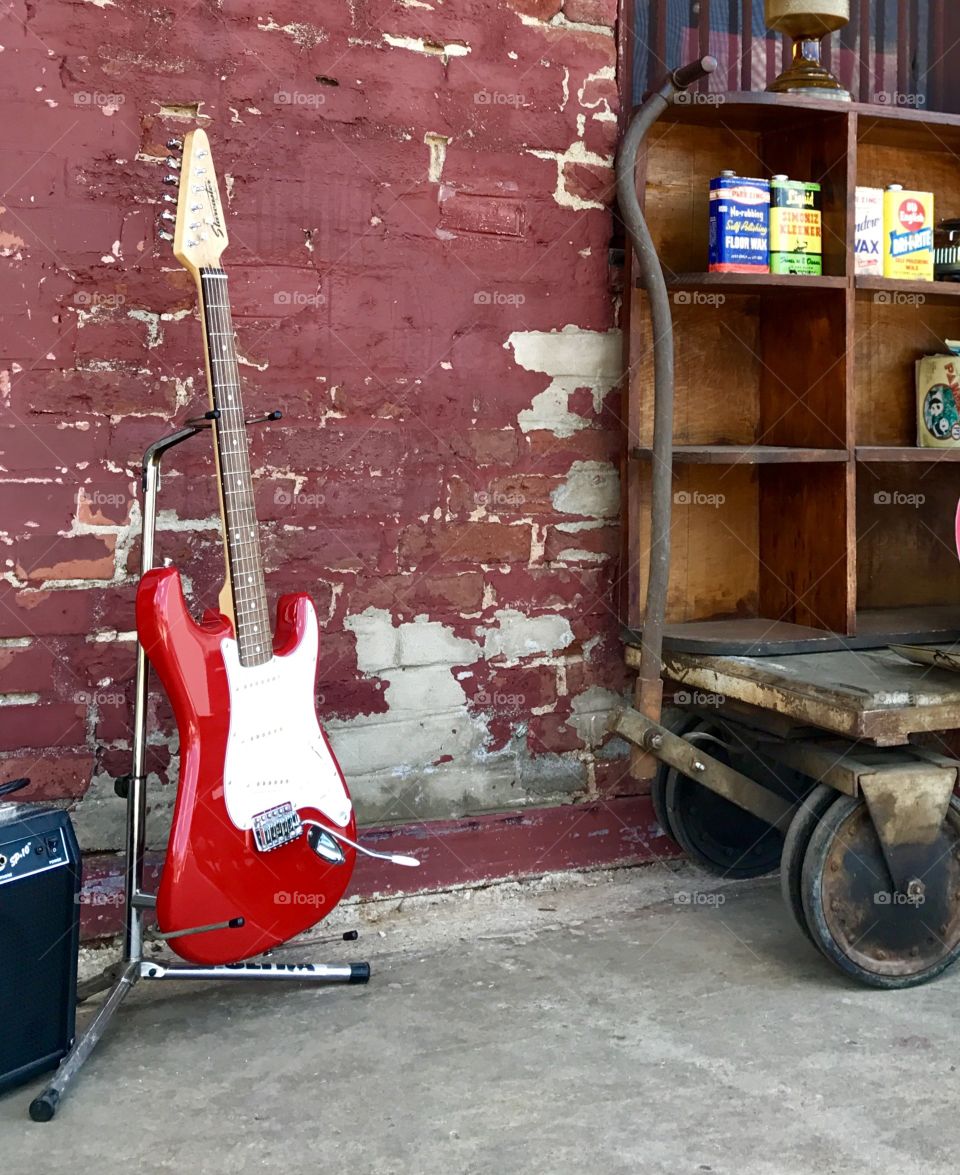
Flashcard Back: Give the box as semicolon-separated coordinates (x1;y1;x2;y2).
765;1;851;101
767;36;851;100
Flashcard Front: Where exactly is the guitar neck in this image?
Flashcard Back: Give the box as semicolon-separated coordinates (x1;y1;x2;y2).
198;266;272;667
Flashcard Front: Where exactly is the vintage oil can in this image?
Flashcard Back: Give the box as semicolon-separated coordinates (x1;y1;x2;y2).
854;186;883;276
918;343;960;448
708;171;770;274
884;185;935;281
769;176;822;275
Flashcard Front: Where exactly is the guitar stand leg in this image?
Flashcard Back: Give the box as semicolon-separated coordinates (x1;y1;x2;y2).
29;420;369;1123
29;962;140;1122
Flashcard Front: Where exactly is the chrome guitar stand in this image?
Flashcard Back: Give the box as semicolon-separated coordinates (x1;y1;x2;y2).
30;414;370;1122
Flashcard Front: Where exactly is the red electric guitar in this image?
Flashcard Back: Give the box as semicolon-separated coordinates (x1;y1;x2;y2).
139;130;416;965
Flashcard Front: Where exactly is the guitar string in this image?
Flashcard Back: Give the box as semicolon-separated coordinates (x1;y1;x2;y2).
208;273;270;656
201;268;271;665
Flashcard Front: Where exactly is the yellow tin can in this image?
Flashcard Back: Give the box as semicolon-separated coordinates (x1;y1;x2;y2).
883;185;934;281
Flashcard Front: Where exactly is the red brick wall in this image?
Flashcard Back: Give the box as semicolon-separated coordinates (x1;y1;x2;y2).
0;0;662;934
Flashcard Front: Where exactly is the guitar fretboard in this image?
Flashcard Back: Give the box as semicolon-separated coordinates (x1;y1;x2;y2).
199;267;272;668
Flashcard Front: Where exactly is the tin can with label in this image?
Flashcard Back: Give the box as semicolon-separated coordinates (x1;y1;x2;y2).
709;171;770;274
769;175;822;275
854;186;883;276
884;185;935;281
917;351;960;447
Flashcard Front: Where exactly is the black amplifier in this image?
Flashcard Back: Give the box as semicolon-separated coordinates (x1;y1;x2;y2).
0;800;82;1096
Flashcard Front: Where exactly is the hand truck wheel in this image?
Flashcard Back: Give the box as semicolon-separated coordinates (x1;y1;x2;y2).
801;794;960;988
662;717;787;879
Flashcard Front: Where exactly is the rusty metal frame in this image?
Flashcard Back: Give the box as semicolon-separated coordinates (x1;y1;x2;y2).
613;703;960;896
612;707;797;830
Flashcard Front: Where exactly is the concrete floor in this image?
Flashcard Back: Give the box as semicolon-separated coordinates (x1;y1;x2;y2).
3;863;960;1173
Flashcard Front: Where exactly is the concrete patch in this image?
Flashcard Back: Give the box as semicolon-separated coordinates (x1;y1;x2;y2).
506;325;622;437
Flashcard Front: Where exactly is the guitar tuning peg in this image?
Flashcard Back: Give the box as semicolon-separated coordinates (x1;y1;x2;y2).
162;193;176;203
162;174;178;185
164;156;181;169
166;138;183;150
160;210;175;222
158;230;174;241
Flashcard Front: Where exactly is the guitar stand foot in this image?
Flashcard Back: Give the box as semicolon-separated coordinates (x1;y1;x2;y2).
30;955;369;1120
138;960;370;984
30;961;140;1122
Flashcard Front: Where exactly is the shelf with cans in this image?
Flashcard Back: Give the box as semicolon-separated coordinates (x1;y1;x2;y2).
625;94;960;651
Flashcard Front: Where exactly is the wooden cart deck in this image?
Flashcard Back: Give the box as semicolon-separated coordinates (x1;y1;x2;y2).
625;645;960;745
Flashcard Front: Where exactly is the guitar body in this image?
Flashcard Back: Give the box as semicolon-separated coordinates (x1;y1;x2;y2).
137;567;357;964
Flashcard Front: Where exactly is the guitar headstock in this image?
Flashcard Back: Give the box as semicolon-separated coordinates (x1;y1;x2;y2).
163;128;229;279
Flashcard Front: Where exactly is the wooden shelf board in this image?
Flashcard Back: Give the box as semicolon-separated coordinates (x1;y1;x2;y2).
856;446;960;463
855;276;960;301
636;92;960;145
641;272;847;293
633;445;848;465
621;606;960;658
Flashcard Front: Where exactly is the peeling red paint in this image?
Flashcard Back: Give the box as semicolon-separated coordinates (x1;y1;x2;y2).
0;0;632;934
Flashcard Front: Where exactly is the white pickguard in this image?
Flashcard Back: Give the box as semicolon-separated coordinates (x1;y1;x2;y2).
220;607;352;831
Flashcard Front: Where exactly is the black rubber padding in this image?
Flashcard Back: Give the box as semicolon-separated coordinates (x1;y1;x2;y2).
349;963;371;984
29;1091;59;1122
779;783;837;944
673;55;718;88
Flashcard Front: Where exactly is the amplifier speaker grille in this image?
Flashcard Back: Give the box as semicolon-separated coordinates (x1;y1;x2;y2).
0;810;81;1095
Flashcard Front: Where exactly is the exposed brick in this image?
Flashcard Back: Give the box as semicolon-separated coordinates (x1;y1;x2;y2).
14;534;117;583
0;753;95;800
468;664;558;712
563;0;618;24
0;644;60;693
563;161;616;206
0;585;97;639
543;523;618;563
527;712;584;755
0;703;86;752
399;523;531;568
505;0;563;18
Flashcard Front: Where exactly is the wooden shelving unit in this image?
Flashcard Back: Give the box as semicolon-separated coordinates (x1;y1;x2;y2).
625;95;960;654
633;445;848;465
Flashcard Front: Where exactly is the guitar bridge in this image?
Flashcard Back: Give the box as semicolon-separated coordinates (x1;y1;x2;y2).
252;802;303;852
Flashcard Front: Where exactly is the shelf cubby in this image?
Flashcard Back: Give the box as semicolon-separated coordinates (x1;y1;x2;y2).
625;94;960;654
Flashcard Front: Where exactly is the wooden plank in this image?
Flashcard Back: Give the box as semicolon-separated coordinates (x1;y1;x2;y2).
857;447;960;463
741;0;754;93
632;445;849;465
761;109;851;279
633;462;760;625
699;0;711;93
656;647;960;744
654;272;848;292
853;297;960;446
855;275;960;300
856;463;960;611
758;464;851;633
931;0;946;113
897;0;909;100
653;0;668;80
658;93;960;137
858;0;872;103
